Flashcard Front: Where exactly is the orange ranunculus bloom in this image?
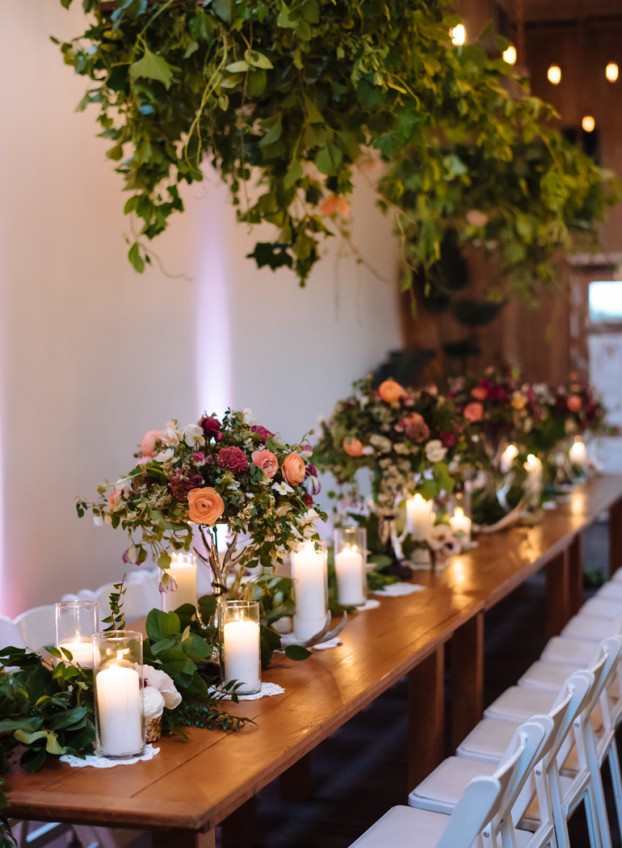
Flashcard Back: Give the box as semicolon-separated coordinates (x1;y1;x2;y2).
108;489;122;511
343;436;365;457
470;386;488;401
463;402;484;423
319;194;351;218
567;395;583;412
187;487;225;525
378;379;405;404
252;449;279;478
281;452;306;486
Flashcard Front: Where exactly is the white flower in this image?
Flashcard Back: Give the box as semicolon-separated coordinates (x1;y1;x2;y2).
242;408;256;424
369;434;392;454
154;448;175;463
183;424;205;448
362;446;375;455
425;440;447;463
273;481;294;495
93;515;104;527
427;525;460;557
394;443;410;455
160;425;180;447
143;686;165;720
143;664;182;709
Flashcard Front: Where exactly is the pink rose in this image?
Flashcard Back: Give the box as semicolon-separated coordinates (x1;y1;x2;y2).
108;489;122;511
343;436;365;458
567;395;582;412
470;386;488;401
378;379;405;404
400;412;430;443
281;453;306;487
319;194;351;218
252;449;279;478
140;429;162;457
464;402;484;423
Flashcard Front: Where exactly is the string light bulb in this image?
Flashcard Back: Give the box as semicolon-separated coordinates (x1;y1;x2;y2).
450;24;466;46
606;62;619;83
582;115;596;133
503;45;517;65
547;64;562;85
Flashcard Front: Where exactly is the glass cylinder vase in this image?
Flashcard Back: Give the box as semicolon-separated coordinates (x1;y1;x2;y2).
291;541;328;643
55;600;98;667
161;551;197;612
219;600;261;695
93;630;144;759
334;527;367;607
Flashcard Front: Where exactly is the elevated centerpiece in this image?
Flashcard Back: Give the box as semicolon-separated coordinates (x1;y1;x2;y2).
79;410;325;608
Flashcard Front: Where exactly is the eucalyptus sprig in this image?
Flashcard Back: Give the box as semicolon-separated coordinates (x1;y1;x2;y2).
56;0;617;298
102;576;127;631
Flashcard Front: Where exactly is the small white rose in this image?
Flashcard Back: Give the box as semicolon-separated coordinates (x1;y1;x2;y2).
143;664;182;709
93;515;104;527
425;440;447;463
143;686;165;721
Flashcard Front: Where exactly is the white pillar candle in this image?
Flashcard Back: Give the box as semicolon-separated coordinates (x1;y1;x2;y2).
569;438;588;472
96;664;143;757
500;444;519;474
524;454;543;502
449;507;472;544
406;494;435;541
335;545;366;606
223;619;261;694
292;542;327;642
58;639;94;668
163;552;197;611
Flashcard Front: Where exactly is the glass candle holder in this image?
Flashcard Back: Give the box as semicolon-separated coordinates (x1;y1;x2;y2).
162;551;197;612
93;630;144;759
219;600;261;695
449;506;472;546
291;541;328;643
55;600;98;667
405;493;435;541
334;527;367;607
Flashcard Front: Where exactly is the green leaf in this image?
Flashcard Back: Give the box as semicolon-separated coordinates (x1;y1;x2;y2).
224;60;249;74
285;644;312;661
158;549;171;569
146;608;181;642
130;48;177;90
244;50;273;70
315;144;343;176
128;243;145;273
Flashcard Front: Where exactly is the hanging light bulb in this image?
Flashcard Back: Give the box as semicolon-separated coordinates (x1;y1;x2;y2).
605;62;619;83
503;45;517;65
450;24;466;46
582;115;596;133
547;64;562;85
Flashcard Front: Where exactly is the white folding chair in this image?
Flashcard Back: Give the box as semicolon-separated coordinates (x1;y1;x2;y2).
123;569;161;621
13;605;56;651
0;614;25;650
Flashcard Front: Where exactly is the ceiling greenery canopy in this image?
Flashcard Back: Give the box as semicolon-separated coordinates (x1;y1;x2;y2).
56;0;618;298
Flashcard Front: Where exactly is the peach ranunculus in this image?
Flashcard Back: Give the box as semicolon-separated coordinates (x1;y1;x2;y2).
108;489;122;511
463;402;484;423
567;395;583;413
470;386;488;401
281;452;306;487
343;436;365;458
319;194;351;218
378;379;406;404
140;429;162;457
252;449;279;478
465;209;489;228
187;487;225;525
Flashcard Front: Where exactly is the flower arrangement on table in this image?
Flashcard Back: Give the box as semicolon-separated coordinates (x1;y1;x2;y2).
79;409;325;594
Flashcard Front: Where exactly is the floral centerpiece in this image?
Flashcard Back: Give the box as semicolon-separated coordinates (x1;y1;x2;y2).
78;410;326;596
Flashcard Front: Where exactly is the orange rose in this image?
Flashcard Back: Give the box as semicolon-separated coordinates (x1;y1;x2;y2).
108;489;122;511
281;452;306;487
252;449;279;478
464;402;484;423
140;429;162;457
343;436;364;458
378;379;405;404
319;194;351;218
567;395;582;413
187;487;225;525
470;386;488;401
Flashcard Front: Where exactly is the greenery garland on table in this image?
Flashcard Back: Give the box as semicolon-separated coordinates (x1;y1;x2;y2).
55;0;617;297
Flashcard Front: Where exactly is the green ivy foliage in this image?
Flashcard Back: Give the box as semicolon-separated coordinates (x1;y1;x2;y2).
56;0;617;296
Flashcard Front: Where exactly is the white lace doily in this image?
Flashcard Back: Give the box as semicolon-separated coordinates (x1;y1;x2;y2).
212;681;285;700
60;744;160;769
357;598;381;611
279;633;342;651
312;637;342;650
373;582;424;597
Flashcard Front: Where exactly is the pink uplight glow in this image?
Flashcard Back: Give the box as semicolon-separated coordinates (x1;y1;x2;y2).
195;166;233;417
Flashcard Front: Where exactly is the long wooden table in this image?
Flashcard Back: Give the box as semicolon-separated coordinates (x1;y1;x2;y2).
6;475;622;847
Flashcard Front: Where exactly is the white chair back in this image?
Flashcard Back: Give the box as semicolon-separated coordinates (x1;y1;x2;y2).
436;775;502;848
0;614;25;649
123;570;161;621
14;605;56;651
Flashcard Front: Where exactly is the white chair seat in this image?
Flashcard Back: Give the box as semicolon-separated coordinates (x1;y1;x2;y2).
579;597;622;619
562;615;620;642
540;637;596;665
596;582;622;601
484;687;556;722
518;660;584;691
348;805;454;848
409;757;498;814
458;719;519;763
610;570;622;585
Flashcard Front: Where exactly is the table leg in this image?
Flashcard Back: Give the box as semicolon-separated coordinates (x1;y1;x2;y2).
609;497;622;578
568;534;583;615
221;798;257;848
546;549;570;638
408;646;445;790
279;753;313;801
451;613;484;749
153;829;215;848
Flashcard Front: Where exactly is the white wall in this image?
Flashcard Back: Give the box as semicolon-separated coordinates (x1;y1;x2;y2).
0;2;401;616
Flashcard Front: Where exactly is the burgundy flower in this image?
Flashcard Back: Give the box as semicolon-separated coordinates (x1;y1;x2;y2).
216;445;249;473
303;493;314;507
439;431;456;449
251;425;274;443
192;451;207;466
169;469;205;502
199;416;221;438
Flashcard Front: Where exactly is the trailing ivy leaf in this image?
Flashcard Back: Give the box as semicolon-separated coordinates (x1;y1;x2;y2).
244;50;273;70
285;644;312;661
247;242;293;270
315;144;343;176
128;242;145;273
130;48;177;91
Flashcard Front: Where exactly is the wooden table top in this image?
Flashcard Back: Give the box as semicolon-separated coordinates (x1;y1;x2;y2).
6;474;622;834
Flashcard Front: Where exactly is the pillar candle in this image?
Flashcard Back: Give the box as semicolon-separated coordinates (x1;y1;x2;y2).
405;494;435;541
524;454;543;502
223;619;261;694
96;664;143;757
292;542;327;642
569;438;588;473
500;444;519;474
58;638;94;668
335;545;366;606
449;507;472;544
163;552;197;611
